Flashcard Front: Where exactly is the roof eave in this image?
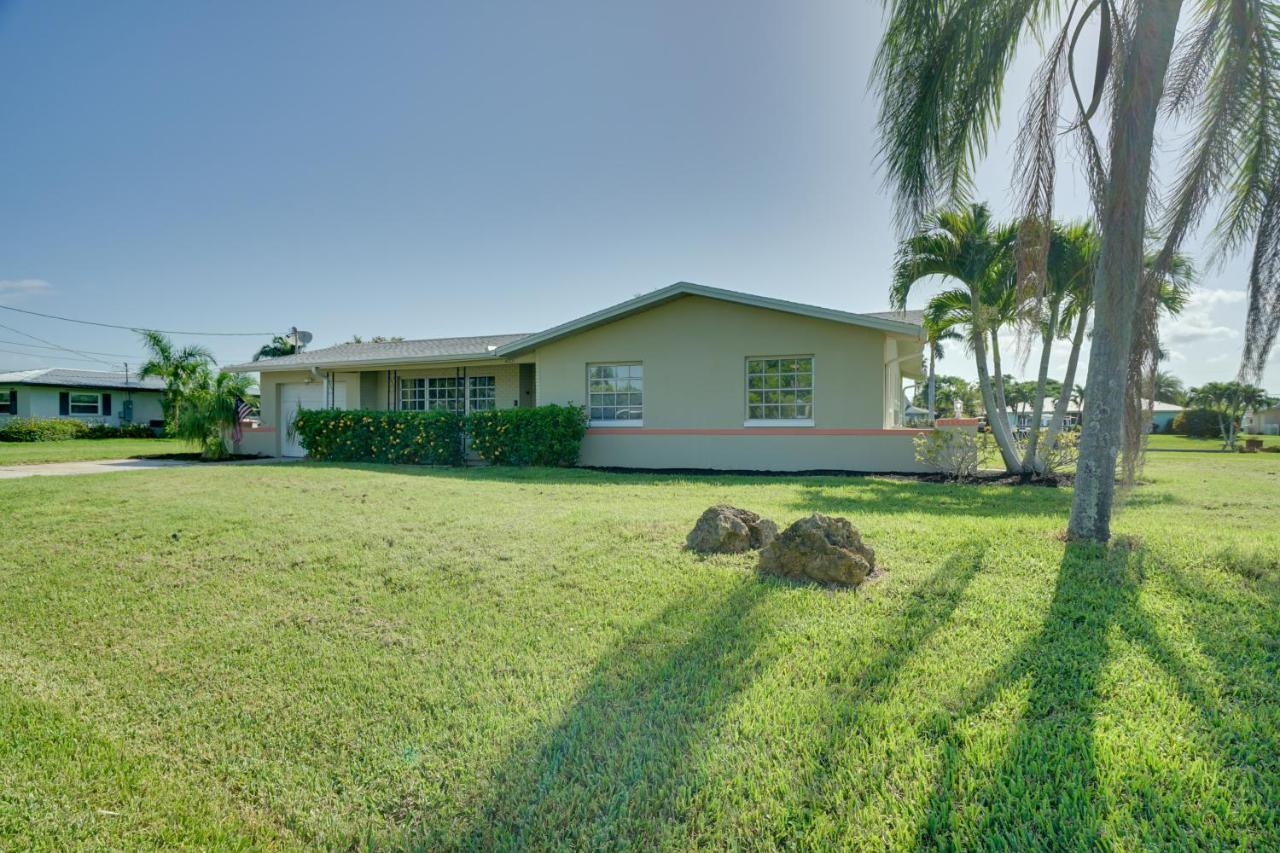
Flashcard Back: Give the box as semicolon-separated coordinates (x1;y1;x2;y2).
494;282;924;357
226;350;508;373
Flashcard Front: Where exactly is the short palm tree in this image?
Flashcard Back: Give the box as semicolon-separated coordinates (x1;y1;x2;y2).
875;0;1280;540
175;368;257;460
891;203;1023;471
137;330;214;429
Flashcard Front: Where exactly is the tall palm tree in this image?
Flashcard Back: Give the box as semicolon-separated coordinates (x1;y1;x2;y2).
137;330;214;429
1147;370;1187;405
875;0;1280;540
891;203;1023;470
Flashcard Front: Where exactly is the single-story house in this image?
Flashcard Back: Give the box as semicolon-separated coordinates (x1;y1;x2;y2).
0;368;166;427
1005;398;1182;433
1244;406;1280;435
231;282;936;471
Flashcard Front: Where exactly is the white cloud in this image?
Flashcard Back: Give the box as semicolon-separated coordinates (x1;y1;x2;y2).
1162;287;1244;348
0;279;52;303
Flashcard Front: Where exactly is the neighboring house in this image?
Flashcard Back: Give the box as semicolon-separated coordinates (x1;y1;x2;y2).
0;368;166;427
1244;406;1280;435
230;282;931;471
1005;398;1182;432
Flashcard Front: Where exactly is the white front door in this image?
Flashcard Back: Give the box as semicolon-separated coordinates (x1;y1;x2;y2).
279;381;346;457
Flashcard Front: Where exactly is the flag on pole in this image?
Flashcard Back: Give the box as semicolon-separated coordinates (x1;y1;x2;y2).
232;396;252;443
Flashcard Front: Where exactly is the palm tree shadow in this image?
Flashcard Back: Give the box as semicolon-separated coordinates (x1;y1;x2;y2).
917;540;1280;846
446;578;783;850
917;540;1142;846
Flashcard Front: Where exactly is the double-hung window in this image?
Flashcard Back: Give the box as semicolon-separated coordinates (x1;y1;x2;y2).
69;392;102;416
468;376;496;411
588;363;643;425
746;356;814;425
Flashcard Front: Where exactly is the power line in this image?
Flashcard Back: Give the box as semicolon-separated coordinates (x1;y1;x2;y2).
0;338;143;359
0;347;125;367
0;321;120;367
0;303;278;337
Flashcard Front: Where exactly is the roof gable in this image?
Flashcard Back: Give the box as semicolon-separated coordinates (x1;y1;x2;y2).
494;282;923;357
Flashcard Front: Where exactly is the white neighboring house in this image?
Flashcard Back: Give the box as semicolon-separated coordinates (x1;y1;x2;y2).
0;368;167;428
1243;405;1280;435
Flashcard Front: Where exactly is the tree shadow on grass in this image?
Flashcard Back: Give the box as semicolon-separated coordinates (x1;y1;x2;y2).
419;547;988;849
916;540;1280;847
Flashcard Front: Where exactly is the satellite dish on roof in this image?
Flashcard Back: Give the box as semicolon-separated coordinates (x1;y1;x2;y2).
286;328;313;348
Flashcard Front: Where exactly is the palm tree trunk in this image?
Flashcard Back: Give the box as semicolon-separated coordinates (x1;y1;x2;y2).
990;326;1010;418
1039;304;1089;468
1069;0;1183;541
1021;297;1062;473
969;295;1021;471
927;346;937;421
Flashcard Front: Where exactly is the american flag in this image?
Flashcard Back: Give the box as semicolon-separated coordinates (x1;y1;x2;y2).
232;396;253;443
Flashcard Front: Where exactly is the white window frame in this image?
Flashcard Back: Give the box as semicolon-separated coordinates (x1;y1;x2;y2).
587;363;643;427
427;377;464;413
468;375;496;412
69;391;102;416
745;355;815;427
400;378;426;411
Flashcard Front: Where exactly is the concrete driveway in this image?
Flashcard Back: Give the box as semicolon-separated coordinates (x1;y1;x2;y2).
0;458;197;479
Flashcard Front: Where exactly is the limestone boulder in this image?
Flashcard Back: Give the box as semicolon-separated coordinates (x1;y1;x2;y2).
685;505;778;554
757;513;877;586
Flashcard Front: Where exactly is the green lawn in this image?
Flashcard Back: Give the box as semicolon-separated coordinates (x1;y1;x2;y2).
1;453;1277;849
0;438;195;465
1147;432;1280;451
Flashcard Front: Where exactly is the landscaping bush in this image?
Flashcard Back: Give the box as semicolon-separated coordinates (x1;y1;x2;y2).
913;427;979;480
1172;407;1227;438
466;404;588;466
291;409;465;465
84;422;159;439
0;417;88;442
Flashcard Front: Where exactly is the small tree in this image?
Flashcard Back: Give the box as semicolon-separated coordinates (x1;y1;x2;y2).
174;368;257;460
1188;382;1271;450
253;336;297;361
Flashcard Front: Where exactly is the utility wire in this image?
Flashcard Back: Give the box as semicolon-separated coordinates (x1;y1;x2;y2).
0;321;121;367
0;303;277;336
0;338;143;359
0;347;125;367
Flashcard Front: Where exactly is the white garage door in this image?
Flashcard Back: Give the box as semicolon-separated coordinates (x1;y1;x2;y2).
279;382;346;457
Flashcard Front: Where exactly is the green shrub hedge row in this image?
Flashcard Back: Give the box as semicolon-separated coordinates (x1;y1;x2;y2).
291;409;466;465
291;405;589;467
0;417;158;442
466;404;588;466
1171;407;1228;438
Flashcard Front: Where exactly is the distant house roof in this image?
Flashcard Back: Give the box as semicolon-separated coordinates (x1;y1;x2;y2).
493;282;924;357
0;368;166;392
1029;397;1182;415
226;334;531;372
232;282;923;372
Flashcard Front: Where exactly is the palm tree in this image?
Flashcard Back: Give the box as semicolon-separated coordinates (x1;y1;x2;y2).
1189;381;1271;450
892;203;1022;471
1147;371;1187;405
137;330;214;429
875;0;1280;540
923;321;963;421
175;368;257;460
253;336;297;361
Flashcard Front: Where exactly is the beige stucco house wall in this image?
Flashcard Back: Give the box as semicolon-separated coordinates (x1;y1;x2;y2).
233;283;930;471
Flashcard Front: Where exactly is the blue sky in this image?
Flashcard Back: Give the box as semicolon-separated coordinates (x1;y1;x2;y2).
0;1;1272;389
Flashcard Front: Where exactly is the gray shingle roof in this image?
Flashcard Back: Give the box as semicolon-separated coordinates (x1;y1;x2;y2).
0;368;166;391
228;334;531;372
864;309;926;326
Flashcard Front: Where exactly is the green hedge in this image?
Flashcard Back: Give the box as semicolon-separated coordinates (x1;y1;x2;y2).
466;405;588;466
291;409;465;465
84;423;159;439
1172;407;1228;438
0;417;89;442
